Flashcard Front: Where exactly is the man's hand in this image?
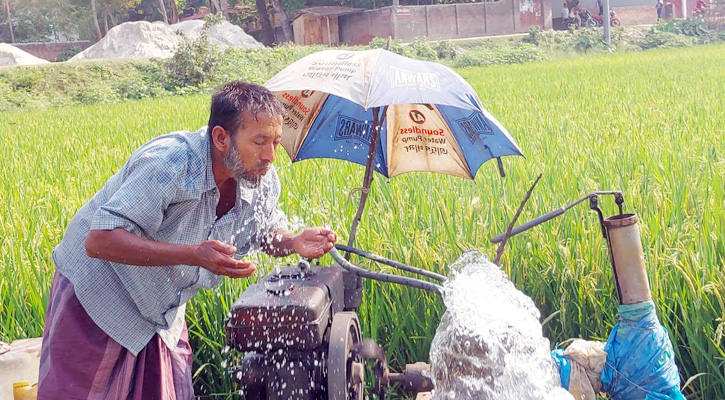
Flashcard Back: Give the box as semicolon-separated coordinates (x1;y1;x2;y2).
193;240;256;278
292;228;337;259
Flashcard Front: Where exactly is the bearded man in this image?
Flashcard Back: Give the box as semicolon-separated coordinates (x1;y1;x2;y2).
38;81;337;399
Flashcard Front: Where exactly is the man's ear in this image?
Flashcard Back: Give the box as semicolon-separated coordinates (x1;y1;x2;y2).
211;125;231;152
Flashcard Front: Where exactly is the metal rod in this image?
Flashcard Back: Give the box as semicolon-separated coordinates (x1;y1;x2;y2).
329;248;444;296
490;190;624;243
347;106;387;254
335;244;447;282
493;173;542;264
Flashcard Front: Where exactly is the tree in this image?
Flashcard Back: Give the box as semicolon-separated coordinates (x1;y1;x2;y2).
90;0;103;39
158;0;168;22
3;0;13;43
254;0;274;45
269;0;291;42
167;0;179;23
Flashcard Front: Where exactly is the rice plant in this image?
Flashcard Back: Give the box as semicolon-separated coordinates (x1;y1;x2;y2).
1;43;723;399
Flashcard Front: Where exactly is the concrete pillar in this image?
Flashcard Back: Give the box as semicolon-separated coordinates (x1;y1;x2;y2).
542;0;553;29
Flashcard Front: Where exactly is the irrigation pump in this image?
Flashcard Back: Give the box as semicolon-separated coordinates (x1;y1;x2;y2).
224;245;442;400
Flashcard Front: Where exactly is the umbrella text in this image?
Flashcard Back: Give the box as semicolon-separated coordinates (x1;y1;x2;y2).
389;67;441;92
334;116;371;145
399;126;445;136
404;144;449;155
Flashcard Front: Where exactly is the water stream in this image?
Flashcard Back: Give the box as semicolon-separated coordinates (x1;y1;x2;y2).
429;250;573;400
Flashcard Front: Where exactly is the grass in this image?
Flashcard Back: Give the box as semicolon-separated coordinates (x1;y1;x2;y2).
1;43;724;398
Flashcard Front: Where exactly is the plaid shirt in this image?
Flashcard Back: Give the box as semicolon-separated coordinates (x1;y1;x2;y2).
52;127;288;355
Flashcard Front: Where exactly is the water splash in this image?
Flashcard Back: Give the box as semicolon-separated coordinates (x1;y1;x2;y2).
430;249;573;400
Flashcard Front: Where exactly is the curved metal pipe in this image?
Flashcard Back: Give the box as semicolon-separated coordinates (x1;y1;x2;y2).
335;244;447;282
329;248;444;296
490;190;624;243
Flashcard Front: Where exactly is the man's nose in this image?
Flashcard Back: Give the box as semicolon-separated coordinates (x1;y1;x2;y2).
260;144;276;163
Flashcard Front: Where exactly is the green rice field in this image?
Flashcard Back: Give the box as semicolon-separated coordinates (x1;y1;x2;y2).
1;43;724;398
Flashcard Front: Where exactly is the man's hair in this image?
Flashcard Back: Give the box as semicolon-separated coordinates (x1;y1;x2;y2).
207;81;284;137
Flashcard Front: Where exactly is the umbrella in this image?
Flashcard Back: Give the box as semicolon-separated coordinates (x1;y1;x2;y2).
265;48;524;247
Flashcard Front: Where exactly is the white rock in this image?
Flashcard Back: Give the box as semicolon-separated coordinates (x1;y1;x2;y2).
0;43;50;67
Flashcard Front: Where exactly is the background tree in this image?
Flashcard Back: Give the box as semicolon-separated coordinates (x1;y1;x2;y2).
3;0;13;43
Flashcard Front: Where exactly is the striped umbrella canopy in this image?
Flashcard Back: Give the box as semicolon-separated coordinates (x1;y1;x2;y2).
265;48;524;246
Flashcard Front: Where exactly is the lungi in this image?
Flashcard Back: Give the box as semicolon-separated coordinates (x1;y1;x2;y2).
38;271;195;400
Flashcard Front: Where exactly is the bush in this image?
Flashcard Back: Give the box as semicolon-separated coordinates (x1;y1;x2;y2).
369;36;406;55
525;26;542;46
57;46;82;62
454;43;548;67
654;18;710;37
162;31;223;89
436;40;459;59
639;31;697;49
407;37;438;60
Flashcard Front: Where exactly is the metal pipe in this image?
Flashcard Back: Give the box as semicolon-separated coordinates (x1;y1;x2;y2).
490;191;624;243
603;214;651;305
335;244;447;282
329;248;444;296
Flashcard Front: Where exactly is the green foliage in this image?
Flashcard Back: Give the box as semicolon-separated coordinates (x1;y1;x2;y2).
203;11;226;28
162;31;223;89
454;43;548;67
436;40;459;59
640;31;697;49
533;27;635;54
654;18;711;37
573;34;593;53
57;47;83;62
368;36;406;55
407;37;439;60
3;44;725;399
525;25;542;46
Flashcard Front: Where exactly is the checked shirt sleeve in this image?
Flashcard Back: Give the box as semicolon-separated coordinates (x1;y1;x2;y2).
90;148;185;238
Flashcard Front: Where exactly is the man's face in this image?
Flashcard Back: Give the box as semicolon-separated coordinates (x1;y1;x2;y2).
223;110;283;188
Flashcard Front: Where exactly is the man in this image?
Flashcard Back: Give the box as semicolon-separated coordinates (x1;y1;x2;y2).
38;81;337;399
561;2;571;28
695;0;707;15
656;0;664;20
570;2;583;27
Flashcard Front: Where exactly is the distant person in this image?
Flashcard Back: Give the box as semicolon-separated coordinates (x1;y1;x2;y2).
597;0;604;16
571;2;583;27
695;0;707;15
37;81;338;399
656;0;664;20
562;2;571;27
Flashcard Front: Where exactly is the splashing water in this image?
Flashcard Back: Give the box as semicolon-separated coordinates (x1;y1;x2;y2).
429;250;573;400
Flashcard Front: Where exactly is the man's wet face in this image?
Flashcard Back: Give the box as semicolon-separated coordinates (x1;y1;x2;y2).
224;110;283;188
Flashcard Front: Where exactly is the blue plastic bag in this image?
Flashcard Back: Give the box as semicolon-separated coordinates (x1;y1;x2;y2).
600;301;686;400
552;348;571;389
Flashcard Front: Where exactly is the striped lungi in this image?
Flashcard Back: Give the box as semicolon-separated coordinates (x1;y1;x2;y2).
38;271;195;400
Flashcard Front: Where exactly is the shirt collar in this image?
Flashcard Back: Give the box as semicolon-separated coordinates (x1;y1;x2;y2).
202;127;217;193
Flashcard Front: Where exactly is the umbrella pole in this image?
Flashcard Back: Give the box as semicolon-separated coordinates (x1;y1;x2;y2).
346;106;383;255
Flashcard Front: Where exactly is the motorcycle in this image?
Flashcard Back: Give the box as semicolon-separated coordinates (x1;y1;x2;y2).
592;9;622;26
579;10;599;28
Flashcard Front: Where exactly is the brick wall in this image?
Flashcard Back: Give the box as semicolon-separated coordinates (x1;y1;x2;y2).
13;41;94;62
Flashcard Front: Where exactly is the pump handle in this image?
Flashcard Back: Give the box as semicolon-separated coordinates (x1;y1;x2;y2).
491;207;565;243
490;191;624;244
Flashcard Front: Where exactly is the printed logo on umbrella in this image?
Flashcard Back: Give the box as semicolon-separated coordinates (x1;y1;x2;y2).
389;66;441;92
456;113;495;143
409;110;426;124
334;115;371;145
